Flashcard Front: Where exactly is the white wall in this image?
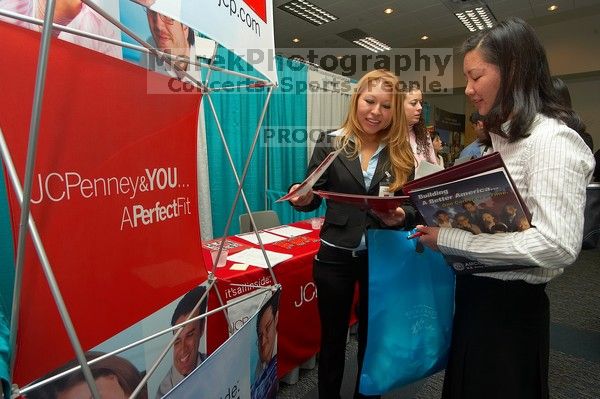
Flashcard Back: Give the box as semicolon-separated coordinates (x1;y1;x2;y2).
563;74;600;152
427;91;466;115
541;15;600;77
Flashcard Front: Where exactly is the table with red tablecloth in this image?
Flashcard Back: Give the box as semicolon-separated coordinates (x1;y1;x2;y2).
205;220;325;378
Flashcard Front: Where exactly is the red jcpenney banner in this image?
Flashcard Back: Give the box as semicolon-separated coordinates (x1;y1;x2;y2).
0;22;206;385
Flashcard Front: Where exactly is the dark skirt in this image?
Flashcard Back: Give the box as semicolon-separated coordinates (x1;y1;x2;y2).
442;274;549;399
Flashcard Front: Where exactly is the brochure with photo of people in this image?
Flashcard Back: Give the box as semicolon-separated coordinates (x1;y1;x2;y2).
404;153;532;274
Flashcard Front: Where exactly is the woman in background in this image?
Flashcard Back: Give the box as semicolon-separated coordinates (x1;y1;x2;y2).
431;130;445;167
417;18;594;398
404;83;437;166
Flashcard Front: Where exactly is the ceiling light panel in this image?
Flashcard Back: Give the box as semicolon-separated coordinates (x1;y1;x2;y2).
338;29;391;53
353;37;391;53
441;0;497;32
455;5;496;32
278;0;338;26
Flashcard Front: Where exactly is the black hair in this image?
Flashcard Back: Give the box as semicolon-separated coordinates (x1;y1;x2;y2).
552;77;572;108
481;210;497;219
187;27;195;46
455;213;469;221
406;83;431;156
256;289;280;334
433;210;449;218
171;285;207;326
469;111;483;124
461;18;587;143
491;223;508;233
552;77;593;150
594;149;600;181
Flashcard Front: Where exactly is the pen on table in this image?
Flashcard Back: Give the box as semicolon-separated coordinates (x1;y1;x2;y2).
407;231;425;240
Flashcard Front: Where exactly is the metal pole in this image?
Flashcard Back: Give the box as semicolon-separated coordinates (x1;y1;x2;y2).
265;120;269;210
204;94;259;270
2;17;101;392
211;278;233;334
204;90;279;284
203;39;219;88
1;130;100;398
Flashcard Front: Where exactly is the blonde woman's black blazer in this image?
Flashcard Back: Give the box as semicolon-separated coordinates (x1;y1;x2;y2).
293;131;416;248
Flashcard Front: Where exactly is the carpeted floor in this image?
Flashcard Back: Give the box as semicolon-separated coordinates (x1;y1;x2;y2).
278;248;600;399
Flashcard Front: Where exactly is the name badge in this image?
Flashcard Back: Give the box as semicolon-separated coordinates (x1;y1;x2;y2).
378;185;392;197
378;171;393;197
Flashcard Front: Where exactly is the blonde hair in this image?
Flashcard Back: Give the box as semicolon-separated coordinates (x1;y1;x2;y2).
337;69;414;191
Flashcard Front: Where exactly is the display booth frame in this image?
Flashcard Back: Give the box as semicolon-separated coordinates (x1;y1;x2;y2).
0;0;283;397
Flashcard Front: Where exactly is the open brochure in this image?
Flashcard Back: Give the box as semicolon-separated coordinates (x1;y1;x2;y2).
404;153;533;274
276;148;342;202
313;190;409;211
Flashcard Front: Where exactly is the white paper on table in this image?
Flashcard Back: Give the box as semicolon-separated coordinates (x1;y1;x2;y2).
415;161;444;179
227;248;292;268
267;225;312;238
229;263;250;271
234;231;285;245
276;148;342;202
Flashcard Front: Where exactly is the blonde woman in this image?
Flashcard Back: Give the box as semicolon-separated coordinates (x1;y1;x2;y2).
288;69;416;398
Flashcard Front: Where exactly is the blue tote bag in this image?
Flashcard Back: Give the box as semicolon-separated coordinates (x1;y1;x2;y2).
359;229;455;395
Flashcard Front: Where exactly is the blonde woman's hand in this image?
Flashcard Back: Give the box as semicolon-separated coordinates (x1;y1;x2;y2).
371;206;406;226
288;184;314;207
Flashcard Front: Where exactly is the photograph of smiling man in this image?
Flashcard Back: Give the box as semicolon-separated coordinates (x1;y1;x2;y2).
156;285;208;398
251;290;280;399
143;7;197;80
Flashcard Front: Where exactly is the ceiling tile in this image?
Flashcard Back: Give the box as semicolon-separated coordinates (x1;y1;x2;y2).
274;0;600;67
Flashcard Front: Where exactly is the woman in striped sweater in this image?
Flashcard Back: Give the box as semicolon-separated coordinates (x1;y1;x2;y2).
416;17;595;399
